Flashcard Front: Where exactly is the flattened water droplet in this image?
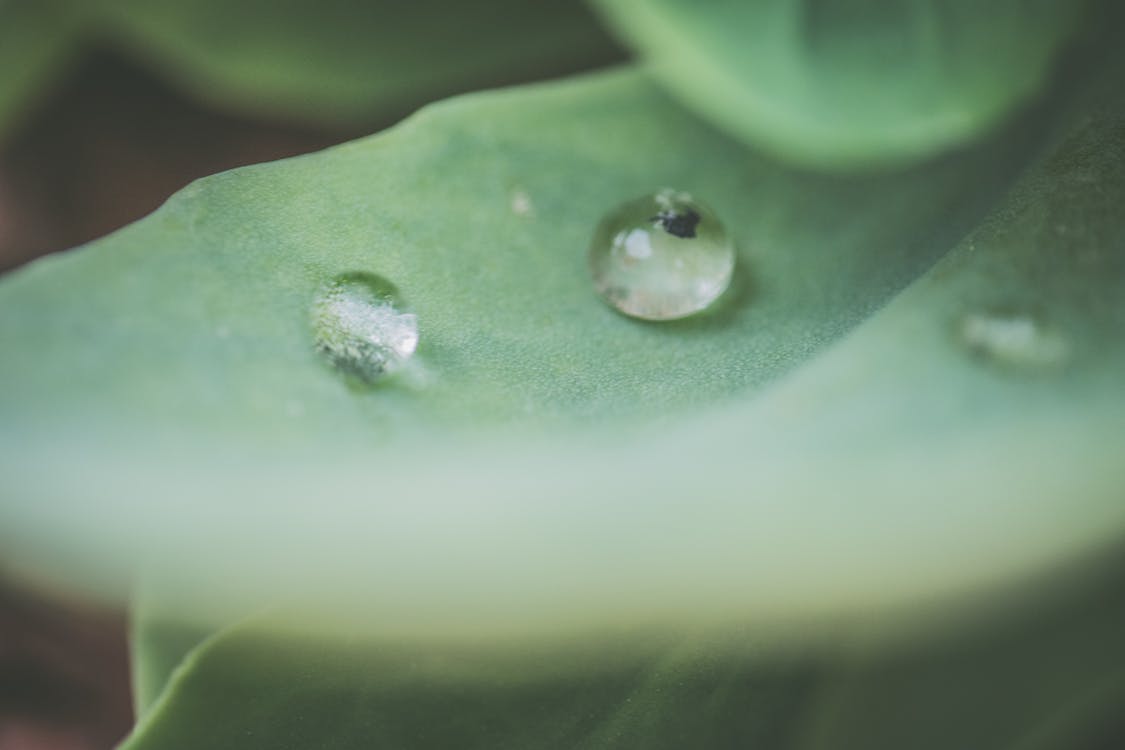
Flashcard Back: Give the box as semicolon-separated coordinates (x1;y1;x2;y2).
958;308;1070;371
588;189;735;321
311;272;418;385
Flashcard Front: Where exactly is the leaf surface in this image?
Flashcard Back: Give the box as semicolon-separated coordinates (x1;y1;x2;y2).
0;67;1122;639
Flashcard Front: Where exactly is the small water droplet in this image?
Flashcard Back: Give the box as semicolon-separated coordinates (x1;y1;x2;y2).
588;189;735;321
311;272;418;385
958;308;1070;371
510;188;534;217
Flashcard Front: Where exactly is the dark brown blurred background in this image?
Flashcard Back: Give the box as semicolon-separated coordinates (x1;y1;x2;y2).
0;579;130;750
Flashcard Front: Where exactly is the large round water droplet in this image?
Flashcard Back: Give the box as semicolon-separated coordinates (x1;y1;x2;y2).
588;189;735;321
958;308;1070;371
311;272;418;385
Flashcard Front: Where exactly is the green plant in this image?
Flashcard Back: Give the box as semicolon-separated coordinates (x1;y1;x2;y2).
2;1;1124;748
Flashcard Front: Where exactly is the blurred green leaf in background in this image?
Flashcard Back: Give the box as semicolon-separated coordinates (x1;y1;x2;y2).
591;0;1088;168
0;0;622;140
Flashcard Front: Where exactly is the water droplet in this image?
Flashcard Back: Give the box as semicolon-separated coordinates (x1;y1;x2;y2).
510;188;534;217
311;272;418;385
958;308;1070;371
588;189;735;320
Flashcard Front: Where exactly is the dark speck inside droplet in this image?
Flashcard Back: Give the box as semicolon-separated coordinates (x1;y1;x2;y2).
650;208;701;239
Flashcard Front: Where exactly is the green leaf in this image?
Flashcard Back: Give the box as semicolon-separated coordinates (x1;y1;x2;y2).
1;65;1122;641
120;572;1125;749
122;615;822;750
0;0;86;142
590;0;1088;167
129;602;219;718
85;0;623;124
799;573;1125;749
1;0;621;139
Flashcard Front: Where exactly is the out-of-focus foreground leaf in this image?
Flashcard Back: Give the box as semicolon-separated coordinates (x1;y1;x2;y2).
0;66;1121;638
119;569;1125;749
799;571;1125;749
123;613;823;750
591;0;1090;168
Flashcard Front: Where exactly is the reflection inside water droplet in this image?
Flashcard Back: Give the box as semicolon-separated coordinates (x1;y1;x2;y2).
588;188;735;321
958;308;1069;371
311;272;418;385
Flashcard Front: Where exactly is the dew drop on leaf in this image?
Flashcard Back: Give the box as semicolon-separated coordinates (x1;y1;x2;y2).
510;187;535;217
588;188;735;321
311;272;418;385
958;308;1070;371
